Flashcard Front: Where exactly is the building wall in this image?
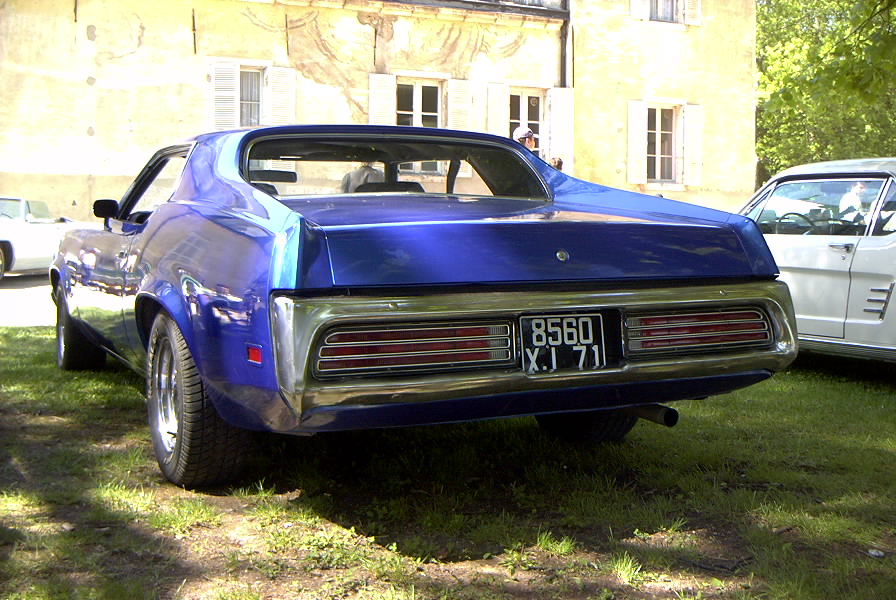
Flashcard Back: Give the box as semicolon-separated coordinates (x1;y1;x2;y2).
572;0;756;210
0;0;755;219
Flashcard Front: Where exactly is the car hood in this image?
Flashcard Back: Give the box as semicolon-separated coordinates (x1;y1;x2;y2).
284;194;776;288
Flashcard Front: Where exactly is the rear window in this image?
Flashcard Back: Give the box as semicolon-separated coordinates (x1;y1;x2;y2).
242;136;549;201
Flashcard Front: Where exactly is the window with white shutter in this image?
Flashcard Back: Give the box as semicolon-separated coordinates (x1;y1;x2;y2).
210;61;296;130
628;100;702;187
630;0;701;24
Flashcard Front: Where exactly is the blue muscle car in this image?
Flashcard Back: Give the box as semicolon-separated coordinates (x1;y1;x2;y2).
50;125;797;487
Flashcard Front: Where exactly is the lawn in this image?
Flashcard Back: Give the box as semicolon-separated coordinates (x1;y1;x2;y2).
0;326;893;599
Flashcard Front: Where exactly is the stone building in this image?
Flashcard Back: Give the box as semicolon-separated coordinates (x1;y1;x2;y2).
0;0;756;218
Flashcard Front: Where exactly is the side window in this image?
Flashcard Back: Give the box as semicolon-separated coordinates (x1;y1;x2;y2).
755;179;884;236
126;155;188;222
872;183;896;236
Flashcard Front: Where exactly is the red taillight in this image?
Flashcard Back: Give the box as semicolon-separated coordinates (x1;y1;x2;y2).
315;322;513;376
626;309;772;353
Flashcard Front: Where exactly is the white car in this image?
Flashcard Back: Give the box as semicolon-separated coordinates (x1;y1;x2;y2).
741;158;896;361
0;197;96;280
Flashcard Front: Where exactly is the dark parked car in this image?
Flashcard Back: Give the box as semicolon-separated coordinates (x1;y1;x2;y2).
51;125;797;487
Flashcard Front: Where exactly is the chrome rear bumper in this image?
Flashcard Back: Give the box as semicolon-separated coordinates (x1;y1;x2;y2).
270;281;797;424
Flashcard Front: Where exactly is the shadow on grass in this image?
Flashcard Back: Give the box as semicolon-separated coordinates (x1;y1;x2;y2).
2;325;895;598
0;326;206;597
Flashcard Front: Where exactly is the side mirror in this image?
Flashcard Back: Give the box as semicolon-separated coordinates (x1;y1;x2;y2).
93;199;119;219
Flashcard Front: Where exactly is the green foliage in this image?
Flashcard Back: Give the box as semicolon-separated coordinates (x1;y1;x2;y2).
757;0;896;183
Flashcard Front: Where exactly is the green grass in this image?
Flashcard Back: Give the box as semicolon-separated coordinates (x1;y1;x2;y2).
1;325;894;598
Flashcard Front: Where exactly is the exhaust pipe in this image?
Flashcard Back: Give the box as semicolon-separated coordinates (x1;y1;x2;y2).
622;404;678;428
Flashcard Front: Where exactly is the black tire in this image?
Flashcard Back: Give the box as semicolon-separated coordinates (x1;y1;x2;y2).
54;286;105;370
0;247;6;281
146;312;254;488
536;410;638;443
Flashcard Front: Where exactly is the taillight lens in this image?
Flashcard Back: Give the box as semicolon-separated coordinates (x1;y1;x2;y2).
626;309;772;354
315;322;513;377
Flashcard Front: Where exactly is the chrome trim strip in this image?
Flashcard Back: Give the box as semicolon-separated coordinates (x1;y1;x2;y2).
863;283;894;320
270;281;797;418
800;335;896;362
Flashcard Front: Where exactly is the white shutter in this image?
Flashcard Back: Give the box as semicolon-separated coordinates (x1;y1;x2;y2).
265;67;296;125
211;62;239;131
446;79;471;131
487;82;510;137
368;73;396;125
630;0;650;20
682;104;703;187
684;0;702;25
627;100;647;185
468;81;488;133
546;87;575;175
447;79;473;176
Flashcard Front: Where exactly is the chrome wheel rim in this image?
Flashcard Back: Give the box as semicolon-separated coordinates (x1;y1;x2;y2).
153;338;179;456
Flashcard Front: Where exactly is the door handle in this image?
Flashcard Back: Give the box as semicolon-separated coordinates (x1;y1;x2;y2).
828;243;854;253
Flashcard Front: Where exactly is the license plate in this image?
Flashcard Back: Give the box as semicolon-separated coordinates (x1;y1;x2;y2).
520;314;606;374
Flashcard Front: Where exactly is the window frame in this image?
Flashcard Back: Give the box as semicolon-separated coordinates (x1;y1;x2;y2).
631;0;701;26
647;105;677;183
396;79;442;129
239;68;263;127
509;89;545;154
396;79;443;173
628;100;701;189
116;145;193;224
650;0;680;23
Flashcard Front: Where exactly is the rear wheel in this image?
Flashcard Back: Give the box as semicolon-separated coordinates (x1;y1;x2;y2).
54;286;105;370
146;312;254;488
536;410;638;443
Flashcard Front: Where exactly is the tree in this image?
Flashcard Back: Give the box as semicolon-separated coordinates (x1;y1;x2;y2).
756;0;896;186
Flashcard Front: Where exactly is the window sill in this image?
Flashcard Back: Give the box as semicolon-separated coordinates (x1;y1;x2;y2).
646;182;686;193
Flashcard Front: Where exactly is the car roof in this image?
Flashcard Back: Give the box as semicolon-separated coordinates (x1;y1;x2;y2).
191;124;519;147
774;157;896;180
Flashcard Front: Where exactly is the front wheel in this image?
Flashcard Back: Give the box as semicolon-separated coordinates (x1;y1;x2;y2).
146;312;254;488
54;286;105;370
536;410;637;444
